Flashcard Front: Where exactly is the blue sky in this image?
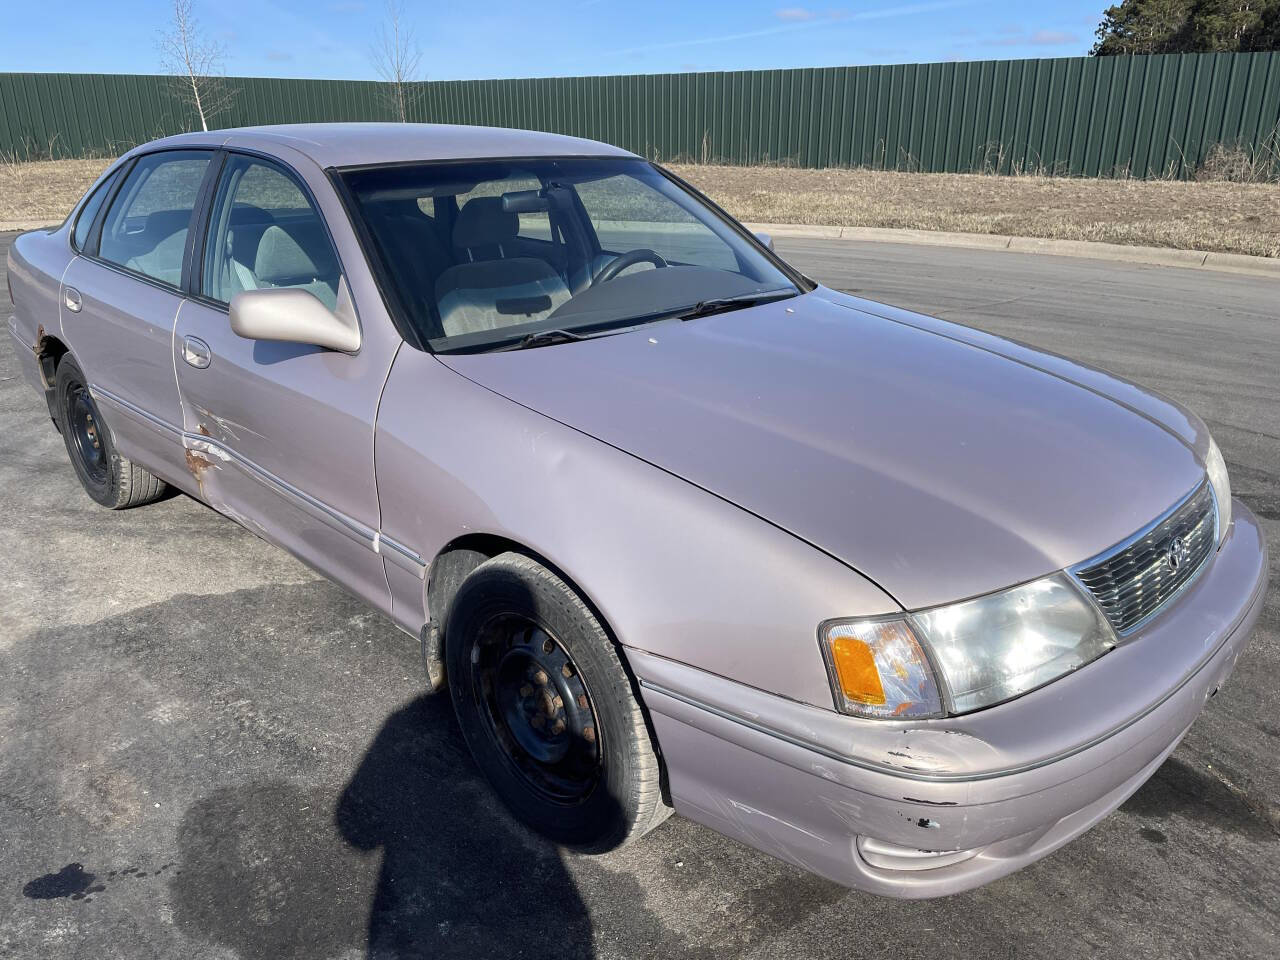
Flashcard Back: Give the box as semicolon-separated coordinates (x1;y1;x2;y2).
4;1;1107;80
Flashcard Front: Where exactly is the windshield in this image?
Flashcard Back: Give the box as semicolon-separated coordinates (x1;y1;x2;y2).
341;157;799;352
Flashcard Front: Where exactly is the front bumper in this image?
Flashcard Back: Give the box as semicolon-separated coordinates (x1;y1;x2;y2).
633;501;1268;898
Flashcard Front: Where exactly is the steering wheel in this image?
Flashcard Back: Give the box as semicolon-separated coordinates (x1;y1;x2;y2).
592;248;668;285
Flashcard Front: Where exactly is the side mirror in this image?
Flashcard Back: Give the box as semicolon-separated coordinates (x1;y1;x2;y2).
754;231;775;252
229;278;361;352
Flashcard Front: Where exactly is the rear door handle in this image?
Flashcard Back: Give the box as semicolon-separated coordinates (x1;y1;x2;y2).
182;336;211;369
63;287;82;313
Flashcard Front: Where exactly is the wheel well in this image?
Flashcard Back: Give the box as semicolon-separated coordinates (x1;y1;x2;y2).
420;534;527;689
34;331;70;424
426;534;525;628
35;330;69;389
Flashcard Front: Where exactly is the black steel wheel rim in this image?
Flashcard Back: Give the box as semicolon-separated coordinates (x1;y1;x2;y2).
68;384;108;485
470;614;602;804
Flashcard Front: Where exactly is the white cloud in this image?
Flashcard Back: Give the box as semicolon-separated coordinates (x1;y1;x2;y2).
991;26;1079;47
775;7;816;20
1027;29;1078;45
598;1;974;58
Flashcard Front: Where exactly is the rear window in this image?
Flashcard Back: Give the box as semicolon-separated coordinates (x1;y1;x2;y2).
98;151;212;287
71;169;121;252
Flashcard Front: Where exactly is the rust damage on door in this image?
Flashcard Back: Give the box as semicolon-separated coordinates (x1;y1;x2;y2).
183;424;220;491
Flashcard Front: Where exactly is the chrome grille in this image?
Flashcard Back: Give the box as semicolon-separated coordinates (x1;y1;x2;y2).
1071;480;1216;634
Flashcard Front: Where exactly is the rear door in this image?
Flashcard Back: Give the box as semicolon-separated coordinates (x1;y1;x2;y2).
61;149;215;480
172;151;398;615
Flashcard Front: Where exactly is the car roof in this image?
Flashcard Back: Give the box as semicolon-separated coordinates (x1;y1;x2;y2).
129;122;638;168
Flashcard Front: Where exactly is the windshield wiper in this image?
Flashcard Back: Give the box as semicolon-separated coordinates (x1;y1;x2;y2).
482;289;800;353
510;328;590;350
677;288;798;321
498;326;632;352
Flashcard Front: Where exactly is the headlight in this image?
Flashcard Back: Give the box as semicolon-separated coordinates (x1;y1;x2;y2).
912;573;1116;714
821;573;1116;718
1205;437;1232;547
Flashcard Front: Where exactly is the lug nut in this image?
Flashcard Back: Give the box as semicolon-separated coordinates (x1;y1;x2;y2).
552;695;563;711
551;719;566;734
533;670;548;685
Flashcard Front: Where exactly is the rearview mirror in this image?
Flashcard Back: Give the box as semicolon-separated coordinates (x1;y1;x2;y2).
754;231;775;252
501;189;551;213
229;278;361;353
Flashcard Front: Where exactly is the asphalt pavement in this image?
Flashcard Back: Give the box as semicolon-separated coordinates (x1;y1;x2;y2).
2;230;1277;959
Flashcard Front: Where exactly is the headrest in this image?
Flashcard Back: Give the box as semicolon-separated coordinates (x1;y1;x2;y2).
254;225;319;282
453;196;518;249
367;196;425;220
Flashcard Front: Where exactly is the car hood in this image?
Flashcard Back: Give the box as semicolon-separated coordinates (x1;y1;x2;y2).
439;290;1205;610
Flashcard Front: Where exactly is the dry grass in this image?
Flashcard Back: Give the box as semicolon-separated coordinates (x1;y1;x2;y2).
4;156;1279;259
0;158;113;226
672;164;1280;259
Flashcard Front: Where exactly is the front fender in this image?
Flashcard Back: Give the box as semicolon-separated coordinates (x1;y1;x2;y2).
374;348;898;709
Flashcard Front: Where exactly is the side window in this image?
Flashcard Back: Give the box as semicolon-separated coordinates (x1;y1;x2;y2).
202;157;342;310
98;151;212;286
72;168;120;252
575;174;737;271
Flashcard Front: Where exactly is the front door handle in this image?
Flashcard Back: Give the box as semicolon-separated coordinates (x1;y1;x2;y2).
182;336;211;369
63;287;82;313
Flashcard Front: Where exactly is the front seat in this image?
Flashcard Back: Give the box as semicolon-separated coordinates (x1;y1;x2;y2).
227;224;339;310
434;196;570;338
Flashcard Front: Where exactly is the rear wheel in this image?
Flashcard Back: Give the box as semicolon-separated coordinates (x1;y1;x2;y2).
446;552;669;851
54;356;168;509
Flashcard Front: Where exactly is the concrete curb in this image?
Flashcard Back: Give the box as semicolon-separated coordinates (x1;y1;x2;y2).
747;223;1280;279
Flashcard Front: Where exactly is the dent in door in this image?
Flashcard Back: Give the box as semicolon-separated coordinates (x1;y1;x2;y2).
170;298;395;618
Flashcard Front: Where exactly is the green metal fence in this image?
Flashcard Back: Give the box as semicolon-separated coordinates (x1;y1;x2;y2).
2;53;1278;178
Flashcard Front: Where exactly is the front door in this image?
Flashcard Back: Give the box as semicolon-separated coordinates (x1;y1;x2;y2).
173;152;399;615
61;149;215;481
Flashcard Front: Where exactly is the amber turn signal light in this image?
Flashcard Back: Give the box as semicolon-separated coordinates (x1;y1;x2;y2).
829;634;887;705
818;617;943;720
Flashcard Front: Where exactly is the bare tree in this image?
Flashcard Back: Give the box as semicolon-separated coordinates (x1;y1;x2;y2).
158;0;234;131
370;0;424;122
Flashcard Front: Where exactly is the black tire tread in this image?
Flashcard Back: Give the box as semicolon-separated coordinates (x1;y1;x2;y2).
453;551;670;849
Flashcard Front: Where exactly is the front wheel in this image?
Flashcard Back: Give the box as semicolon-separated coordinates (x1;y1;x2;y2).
446;552;670;851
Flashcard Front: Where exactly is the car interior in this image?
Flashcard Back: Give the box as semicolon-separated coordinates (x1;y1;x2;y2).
354;171;706;347
212;204;341;310
96;153;211;287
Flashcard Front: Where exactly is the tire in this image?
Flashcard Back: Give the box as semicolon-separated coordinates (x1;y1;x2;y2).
54;356;168;509
446;552;670;851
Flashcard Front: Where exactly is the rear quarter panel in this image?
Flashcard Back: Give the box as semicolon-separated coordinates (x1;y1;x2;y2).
7;225;75;357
